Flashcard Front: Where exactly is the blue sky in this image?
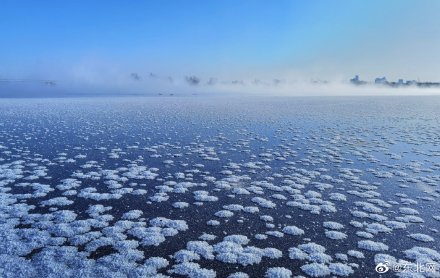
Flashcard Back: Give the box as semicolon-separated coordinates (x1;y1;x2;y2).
1;0;440;95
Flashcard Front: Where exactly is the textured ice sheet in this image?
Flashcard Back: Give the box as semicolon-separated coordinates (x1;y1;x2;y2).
0;96;439;277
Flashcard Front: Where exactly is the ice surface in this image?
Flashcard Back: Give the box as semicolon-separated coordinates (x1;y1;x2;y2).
1;97;439;277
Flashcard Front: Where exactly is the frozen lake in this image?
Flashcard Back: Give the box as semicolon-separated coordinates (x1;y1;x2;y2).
0;96;439;277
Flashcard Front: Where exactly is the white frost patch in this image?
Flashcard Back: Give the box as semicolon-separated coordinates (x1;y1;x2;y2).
356;231;374;239
323;221;344;230
251;197;276;209
325;231;347;240
265;267;292;278
357;240;389;252
149;217;188;231
266;231;284;238
263;248;283;259
170;262;216;278
301;263;331;277
228;272;249;278
173;202;189;209
255;234;268;240
194;190;219;202
288;248;308;260
214;210;234;218
408;233;434;242
347;250;365;259
207;220;220;226
282;226;304;236
399;207;419;215
328;262;354;276
329;193;347;201
404;246;440;263
199;233;217;241
174;250;201;263
121;210;143;220
187;241;214;260
40;197;73;207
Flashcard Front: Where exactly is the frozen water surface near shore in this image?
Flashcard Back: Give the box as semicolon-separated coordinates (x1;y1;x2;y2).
0;96;439;277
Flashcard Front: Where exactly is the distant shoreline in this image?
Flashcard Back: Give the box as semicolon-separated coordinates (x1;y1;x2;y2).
350;75;440;88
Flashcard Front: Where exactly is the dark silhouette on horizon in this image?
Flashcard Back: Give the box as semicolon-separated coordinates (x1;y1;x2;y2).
350;75;440;88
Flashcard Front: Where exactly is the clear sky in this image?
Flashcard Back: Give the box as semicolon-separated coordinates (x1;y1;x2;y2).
1;0;440;96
